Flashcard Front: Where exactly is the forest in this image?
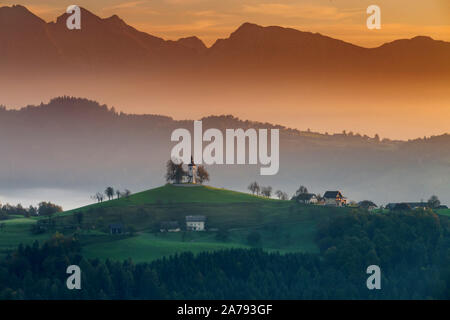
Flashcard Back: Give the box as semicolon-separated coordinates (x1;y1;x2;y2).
0;210;449;299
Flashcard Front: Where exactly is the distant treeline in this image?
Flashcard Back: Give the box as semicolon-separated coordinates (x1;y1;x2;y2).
0;202;62;219
0;210;449;299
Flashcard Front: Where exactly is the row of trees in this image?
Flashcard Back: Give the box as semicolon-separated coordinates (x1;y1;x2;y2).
1;210;449;299
165;160;210;184
247;182;288;200
91;187;131;203
0;202;62;220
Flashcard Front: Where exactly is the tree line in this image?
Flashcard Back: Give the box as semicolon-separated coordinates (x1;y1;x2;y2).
0;202;62;220
1;209;449;299
91;187;131;203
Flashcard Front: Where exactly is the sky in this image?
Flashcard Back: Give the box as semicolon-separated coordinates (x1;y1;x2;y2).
1;0;449;47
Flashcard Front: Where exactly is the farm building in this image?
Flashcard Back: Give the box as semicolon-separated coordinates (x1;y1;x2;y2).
109;223;124;234
186;215;206;231
358;200;378;211
323;191;346;206
387;202;429;211
295;193;318;204
160;221;181;232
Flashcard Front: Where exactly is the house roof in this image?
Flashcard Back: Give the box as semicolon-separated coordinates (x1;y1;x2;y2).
323;191;343;199
387;202;428;209
296;193;317;200
186;215;206;222
358;200;377;208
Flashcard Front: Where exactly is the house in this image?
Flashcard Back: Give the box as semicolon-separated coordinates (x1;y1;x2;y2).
358;200;378;211
295;193;318;204
387;202;429;211
186;215;206;231
160;221;181;232
323;191;346;206
109;223;124;234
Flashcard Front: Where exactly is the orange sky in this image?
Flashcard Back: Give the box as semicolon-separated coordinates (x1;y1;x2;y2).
3;0;450;47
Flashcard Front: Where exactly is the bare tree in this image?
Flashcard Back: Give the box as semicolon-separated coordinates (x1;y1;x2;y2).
248;182;260;195
275;190;288;200
294;186;308;196
92;192;104;203
116;189;121;199
196;165;210;184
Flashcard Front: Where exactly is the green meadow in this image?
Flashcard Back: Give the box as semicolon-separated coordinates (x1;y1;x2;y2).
0;184;359;261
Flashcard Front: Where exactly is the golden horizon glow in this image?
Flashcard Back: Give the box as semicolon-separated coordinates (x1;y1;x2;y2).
2;0;449;47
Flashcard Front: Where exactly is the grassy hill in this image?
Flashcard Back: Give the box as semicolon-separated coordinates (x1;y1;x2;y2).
0;184;351;262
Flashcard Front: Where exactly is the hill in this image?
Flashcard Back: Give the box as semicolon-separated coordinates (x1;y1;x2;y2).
0;184;351;262
1;97;449;207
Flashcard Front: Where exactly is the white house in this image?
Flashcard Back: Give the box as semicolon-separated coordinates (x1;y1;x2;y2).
186;215;206;231
323;191;346;206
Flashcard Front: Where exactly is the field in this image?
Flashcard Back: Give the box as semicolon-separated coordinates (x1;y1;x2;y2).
1;184;350;261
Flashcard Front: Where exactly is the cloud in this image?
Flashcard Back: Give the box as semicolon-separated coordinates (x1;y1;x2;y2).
107;1;148;10
242;3;361;21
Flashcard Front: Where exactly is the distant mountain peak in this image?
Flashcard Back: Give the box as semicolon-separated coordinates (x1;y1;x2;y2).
0;4;45;25
176;36;207;51
231;22;263;36
105;14;126;26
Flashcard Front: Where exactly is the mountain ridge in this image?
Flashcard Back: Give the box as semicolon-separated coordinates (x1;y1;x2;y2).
1;97;449;206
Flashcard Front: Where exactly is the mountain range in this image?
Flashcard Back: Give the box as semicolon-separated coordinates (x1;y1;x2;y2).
1;5;449;75
0;5;449;140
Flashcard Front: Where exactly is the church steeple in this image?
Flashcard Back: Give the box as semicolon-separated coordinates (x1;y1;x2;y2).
188;155;197;184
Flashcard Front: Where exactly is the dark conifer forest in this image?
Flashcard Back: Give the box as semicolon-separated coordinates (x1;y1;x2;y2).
1;210;449;299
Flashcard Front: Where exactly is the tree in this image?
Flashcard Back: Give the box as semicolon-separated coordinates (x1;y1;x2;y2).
261;186;272;198
248;182;260;195
123;189;131;199
196;165;210;184
105;187;114;201
428;195;440;209
294;186;308;197
38;202;62;222
116;190;122;199
275;190;288;200
93;192;104;203
165;159;186;184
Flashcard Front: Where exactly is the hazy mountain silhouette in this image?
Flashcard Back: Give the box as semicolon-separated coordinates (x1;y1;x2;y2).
0;5;449;147
2;5;449;76
1;97;449;206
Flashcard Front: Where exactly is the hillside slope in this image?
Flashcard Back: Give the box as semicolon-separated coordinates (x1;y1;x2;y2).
1;185;351;262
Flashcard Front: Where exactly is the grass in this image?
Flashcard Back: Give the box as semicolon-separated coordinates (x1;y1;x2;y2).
436;209;450;217
0;218;48;254
82;232;251;263
0;184;349;261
